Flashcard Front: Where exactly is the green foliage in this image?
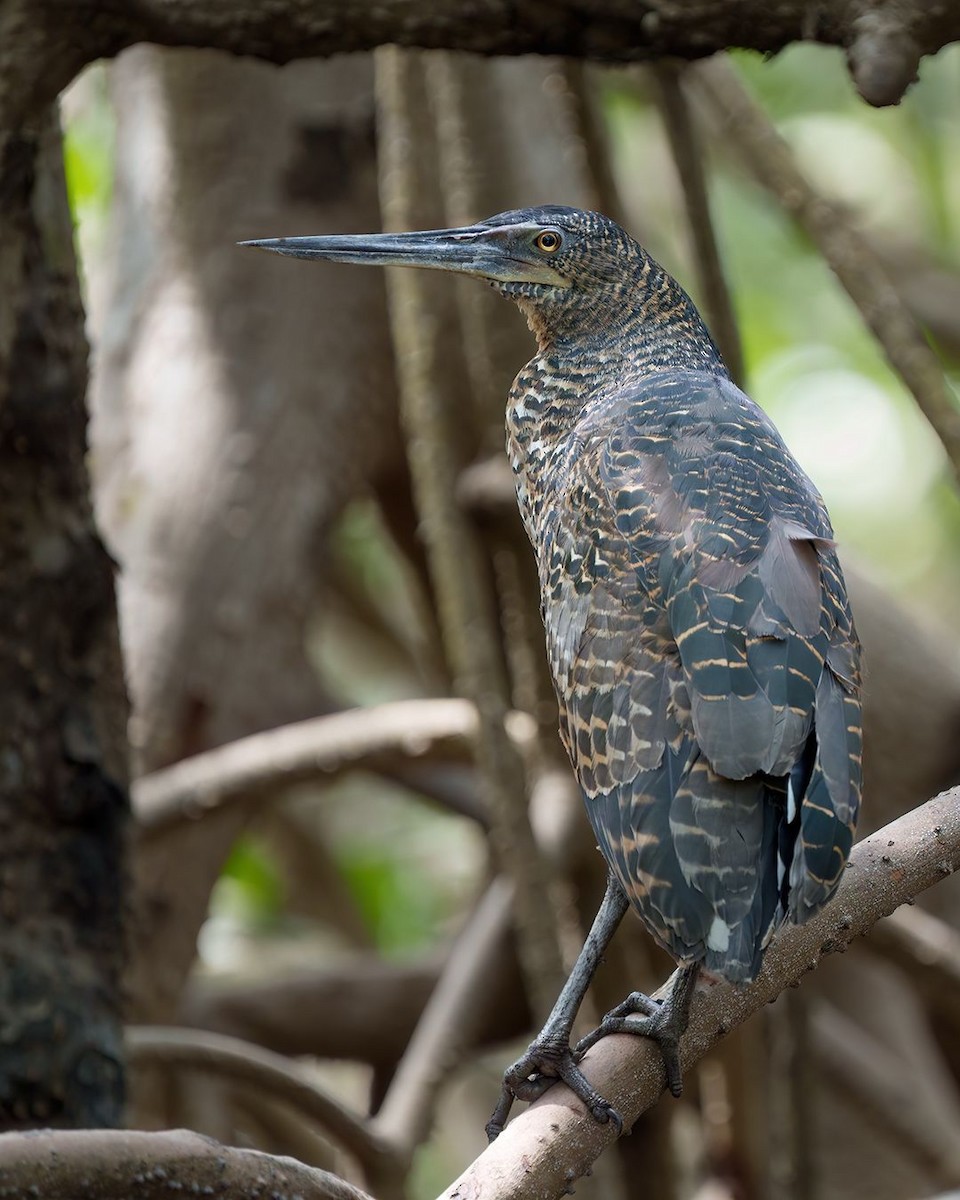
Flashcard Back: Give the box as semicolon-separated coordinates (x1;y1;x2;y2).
331;775;482;956
218;836;285;926
409;1142;465;1199
62;65;115;238
339;843;441;954
728;47;960;622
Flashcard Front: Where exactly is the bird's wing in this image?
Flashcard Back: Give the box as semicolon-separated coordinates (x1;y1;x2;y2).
545;371;861;970
545;459;782;974
606;374;861;913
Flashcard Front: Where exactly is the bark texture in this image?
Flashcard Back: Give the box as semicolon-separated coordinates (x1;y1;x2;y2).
0;1127;375;1200
4;0;959;122
0;111;129;1128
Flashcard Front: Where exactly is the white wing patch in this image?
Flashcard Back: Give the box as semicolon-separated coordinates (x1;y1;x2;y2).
707;916;731;953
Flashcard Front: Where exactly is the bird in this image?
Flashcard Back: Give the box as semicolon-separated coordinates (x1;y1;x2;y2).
242;206;862;1138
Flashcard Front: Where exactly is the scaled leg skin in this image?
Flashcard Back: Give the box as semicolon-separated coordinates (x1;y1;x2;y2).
486;874;628;1141
574;963;701;1099
487;880;702;1140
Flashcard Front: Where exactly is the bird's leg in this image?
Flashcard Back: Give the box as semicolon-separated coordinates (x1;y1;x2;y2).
574;962;701;1099
486;874;629;1141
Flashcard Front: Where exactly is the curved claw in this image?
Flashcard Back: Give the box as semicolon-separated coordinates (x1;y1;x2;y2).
585;1014;683;1097
573;966;699;1100
574;990;662;1058
485;1089;514;1142
486;1040;624;1141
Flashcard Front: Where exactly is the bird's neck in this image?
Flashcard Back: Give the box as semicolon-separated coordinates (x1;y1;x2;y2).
506;265;726;540
519;253;723;367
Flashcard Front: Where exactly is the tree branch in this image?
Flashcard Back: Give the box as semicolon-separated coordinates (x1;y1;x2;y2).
20;0;960;123
652;61;746;388
180;947;532;1069
0;1127;375;1200
561;61;630;230
126;1026;400;1179
230;1089;340;1173
181;958;445;1067
438;787;960;1200
375;759;487;826
133;698;481;836
866;904;960;1024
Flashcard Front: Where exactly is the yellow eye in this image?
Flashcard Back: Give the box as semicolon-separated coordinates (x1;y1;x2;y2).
535;230;562;253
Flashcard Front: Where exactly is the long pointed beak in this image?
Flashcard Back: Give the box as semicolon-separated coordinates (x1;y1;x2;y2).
239;225;568;287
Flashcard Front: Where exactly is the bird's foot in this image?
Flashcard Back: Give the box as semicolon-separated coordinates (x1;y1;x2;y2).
574;965;700;1099
486;1034;624;1142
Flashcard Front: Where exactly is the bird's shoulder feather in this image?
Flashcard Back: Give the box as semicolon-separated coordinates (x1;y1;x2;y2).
546;370;860;769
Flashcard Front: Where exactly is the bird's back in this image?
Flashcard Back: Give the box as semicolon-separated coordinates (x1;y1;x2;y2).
510;366;862;982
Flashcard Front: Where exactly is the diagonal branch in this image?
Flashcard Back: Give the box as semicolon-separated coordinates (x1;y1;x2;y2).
690;57;960;478
652;60;746;388
865;903;960;1024
371;879;515;1157
813;1003;960;1186
438;787;960;1200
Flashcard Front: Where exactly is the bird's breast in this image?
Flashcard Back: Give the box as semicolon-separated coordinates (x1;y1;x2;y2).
505;354;595;549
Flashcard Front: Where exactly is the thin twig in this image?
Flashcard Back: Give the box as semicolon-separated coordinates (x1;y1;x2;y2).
371;878;515;1156
126;1026;399;1179
561;60;629;228
652;60;746;388
437;787;960;1199
374;45;566;1015
133;698;480;835
690;56;960;477
0;1127;375;1200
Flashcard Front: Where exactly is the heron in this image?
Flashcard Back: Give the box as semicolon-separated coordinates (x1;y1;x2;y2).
242;206;862;1139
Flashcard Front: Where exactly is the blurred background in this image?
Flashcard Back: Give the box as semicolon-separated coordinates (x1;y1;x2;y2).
62;41;960;1200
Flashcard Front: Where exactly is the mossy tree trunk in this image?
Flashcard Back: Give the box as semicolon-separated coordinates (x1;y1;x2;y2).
0;110;129;1128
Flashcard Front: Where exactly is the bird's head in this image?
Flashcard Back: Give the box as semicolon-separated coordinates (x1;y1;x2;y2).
241;206;644;346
